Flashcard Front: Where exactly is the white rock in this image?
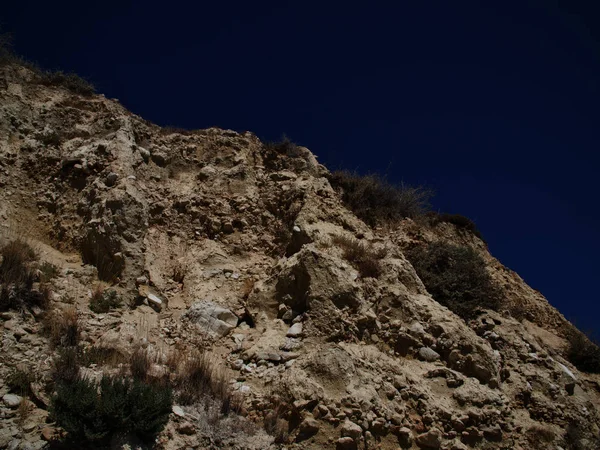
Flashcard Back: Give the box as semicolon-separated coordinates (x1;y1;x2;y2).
557;362;577;380
147;293;163;310
287;322;303;338
172;405;185;417
2;394;22;408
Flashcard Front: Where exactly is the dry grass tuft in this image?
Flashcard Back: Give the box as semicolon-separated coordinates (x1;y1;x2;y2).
44;307;80;348
176;351;239;413
241;278;255;300
0;238;50;312
332;235;387;278
172;262;186;284
17;398;32;427
263;397;294;444
166;345;187;373
0;238;37;285
130;346;154;382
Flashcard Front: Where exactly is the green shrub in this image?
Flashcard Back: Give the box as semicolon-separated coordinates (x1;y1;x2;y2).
51;346;80;384
51;375;172;444
90;286;121;313
7;369;34;397
567;331;600;374
39;261;59;283
264;136;303;158
332;235;387;278
406;242;501;320
329;171;431;226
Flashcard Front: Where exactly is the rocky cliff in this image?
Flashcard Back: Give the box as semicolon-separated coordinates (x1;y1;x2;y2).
0;63;599;450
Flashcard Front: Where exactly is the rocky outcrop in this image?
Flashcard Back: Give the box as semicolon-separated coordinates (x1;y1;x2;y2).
0;62;599;450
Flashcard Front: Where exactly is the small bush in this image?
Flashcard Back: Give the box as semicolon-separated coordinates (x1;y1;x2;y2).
567;331;600;374
0;239;37;285
329;171;431;226
0;32;30;68
51;346;80;384
166;345;186;373
90;285;121;313
39;261;59;283
264;136;303;158
332;235;387;278
44;307;79;348
51;375;172;444
426;212;485;241
7;368;34;397
0;239;51;312
406;241;501;320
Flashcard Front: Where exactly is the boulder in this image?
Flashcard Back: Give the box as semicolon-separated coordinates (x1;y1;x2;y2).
298;417;320;439
287;322;303;338
2;394;22;408
341;420;363;439
418;347;441;362
397;427;413;447
336;437;356;450
416;428;442;449
184;301;238;337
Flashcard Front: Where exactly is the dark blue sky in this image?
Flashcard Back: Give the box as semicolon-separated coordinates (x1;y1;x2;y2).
3;1;599;334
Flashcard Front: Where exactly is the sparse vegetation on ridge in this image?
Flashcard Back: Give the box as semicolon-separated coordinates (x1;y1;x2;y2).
1;32;95;96
329;170;432;226
426;212;485;241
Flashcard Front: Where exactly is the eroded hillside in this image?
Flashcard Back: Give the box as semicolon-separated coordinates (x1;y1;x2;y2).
0;63;599;450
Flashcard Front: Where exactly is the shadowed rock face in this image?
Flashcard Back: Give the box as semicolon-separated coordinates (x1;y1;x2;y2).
0;63;599;450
